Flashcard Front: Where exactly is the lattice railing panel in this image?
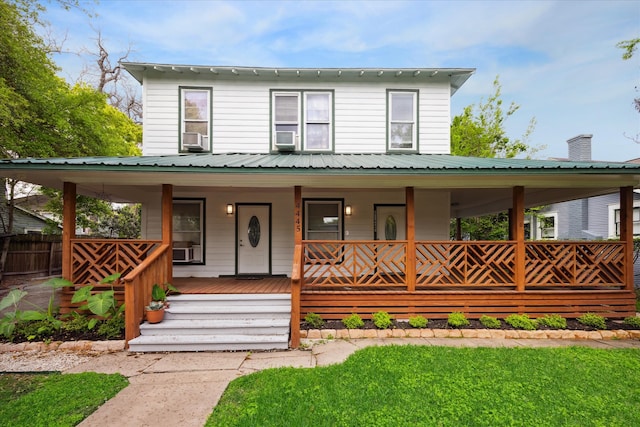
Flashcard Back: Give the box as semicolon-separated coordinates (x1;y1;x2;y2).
303;241;406;287
71;239;161;284
525;242;624;287
416;242;515;286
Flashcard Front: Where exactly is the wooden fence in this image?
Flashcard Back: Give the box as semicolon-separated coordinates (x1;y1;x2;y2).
3;234;62;277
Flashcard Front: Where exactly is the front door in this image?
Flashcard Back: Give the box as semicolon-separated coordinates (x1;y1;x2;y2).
236;204;271;275
374;205;406;240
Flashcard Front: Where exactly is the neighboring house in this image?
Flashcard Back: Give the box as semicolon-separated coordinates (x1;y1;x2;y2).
529;134;640;286
0;63;639;351
0;199;58;235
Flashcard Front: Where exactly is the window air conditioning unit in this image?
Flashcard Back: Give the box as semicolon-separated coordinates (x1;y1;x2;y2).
275;131;296;151
182;132;206;151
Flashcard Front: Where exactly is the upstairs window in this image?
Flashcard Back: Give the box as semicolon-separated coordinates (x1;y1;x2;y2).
388;90;418;151
272;91;333;152
180;88;211;152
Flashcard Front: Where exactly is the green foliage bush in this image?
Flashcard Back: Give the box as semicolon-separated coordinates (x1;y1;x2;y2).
479;315;501;329
97;315;125;339
505;314;537;330
372;311;393;329
623;316;640;328
577;313;607;330
408;315;428;328
304;312;325;329
447;312;469;328
342;313;364;329
537;314;567;329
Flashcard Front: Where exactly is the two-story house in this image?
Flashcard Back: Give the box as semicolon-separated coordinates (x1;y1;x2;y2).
0;63;638;351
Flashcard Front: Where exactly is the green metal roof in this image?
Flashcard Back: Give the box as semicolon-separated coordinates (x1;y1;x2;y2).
1;153;639;175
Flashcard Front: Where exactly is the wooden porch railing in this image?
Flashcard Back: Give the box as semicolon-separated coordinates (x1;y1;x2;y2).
122;244;170;344
70;239;162;284
303;241;407;287
290;244;303;348
299;240;627;289
525;241;625;287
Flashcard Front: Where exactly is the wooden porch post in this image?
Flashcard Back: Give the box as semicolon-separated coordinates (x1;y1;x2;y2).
406;187;416;292
290;186;303;348
513;187;525;292
508;208;515;240
455;218;462;241
162;184;173;283
61;182;76;282
620;186;634;291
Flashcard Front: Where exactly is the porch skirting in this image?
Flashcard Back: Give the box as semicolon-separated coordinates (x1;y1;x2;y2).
300;289;637;320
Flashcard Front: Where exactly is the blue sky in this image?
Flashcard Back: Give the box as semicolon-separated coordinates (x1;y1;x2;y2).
41;0;640;161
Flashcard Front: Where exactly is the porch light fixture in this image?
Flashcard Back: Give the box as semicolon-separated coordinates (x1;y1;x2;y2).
345;205;353;216
226;204;234;215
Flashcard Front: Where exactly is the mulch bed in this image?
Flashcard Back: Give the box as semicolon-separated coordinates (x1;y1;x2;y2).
301;318;638;331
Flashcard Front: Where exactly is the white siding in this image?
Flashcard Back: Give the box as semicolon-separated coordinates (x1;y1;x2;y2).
145;188;451;278
141;75;452;156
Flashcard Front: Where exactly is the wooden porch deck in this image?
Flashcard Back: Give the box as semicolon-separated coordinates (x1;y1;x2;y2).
172;276;291;294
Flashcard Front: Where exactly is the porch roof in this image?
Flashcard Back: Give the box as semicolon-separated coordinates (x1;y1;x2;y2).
2;152;639;174
1;153;639;217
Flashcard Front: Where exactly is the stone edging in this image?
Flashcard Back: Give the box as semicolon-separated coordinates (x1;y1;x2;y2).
301;328;640;340
0;340;125;353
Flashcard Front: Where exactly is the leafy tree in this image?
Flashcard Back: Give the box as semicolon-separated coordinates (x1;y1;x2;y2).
450;77;537;240
451;77;537;159
0;0;140;280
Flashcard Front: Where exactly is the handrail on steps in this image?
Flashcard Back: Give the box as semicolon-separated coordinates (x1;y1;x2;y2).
122;244;170;346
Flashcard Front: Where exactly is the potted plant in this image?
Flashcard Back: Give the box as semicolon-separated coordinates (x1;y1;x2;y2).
151;283;179;308
145;300;165;323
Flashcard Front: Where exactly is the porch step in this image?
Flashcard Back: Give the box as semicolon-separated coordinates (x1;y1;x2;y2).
127;334;289;352
128;293;291;352
139;318;290;336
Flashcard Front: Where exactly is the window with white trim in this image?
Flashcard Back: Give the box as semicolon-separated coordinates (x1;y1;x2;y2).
180;88;211;152
609;203;640;237
272;91;332;152
526;212;558;240
388;91;418;151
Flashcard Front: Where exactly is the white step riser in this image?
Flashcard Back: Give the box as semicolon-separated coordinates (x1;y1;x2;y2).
141;326;289;336
165;312;290;321
168;294;291;305
129;342;289;352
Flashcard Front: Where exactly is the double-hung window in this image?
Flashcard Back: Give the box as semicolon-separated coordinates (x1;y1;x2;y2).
272;91;333;152
388;90;418;151
180;88;211;152
304;200;343;240
172;199;205;264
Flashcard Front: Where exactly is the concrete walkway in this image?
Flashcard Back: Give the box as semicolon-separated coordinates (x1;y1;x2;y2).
53;337;640;427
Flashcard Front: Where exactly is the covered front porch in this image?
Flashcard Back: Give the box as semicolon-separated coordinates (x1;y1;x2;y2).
57;183;637;349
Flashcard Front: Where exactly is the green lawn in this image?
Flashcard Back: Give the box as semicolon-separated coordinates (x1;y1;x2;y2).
0;372;128;427
208;345;640;427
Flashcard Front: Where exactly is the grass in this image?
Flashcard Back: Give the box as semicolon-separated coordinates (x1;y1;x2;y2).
208;345;640;427
0;372;128;427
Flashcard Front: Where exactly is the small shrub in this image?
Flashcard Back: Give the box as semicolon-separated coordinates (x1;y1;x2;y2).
537;314;567;329
97;315;125;339
479;315;501;329
408;315;428;328
304;312;325;329
342;313;364;329
447;312;469;328
623;316;640;328
372;311;393;329
505;314;537;330
577;313;607;330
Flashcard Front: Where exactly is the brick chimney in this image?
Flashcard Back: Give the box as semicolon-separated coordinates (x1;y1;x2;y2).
567;134;592;161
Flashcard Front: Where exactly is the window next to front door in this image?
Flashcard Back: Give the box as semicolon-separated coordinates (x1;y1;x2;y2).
172;198;205;264
304;199;344;240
